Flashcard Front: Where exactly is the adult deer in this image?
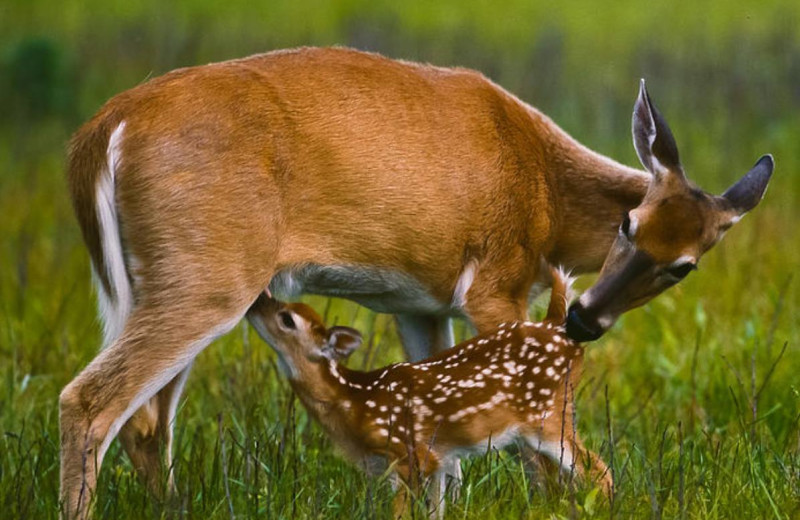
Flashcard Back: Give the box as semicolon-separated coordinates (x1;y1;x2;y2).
61;47;772;518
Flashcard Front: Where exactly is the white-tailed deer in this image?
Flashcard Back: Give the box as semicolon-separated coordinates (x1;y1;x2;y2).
246;266;606;518
565;82;774;341
61;47;772;517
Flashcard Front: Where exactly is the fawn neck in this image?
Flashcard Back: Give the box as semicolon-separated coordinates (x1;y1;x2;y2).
284;358;373;457
285;358;351;418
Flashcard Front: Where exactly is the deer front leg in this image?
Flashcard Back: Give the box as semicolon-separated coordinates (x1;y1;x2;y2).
461;253;537;332
427;455;460;520
391;463;421;520
395;315;454;361
391;449;442;520
463;284;529;333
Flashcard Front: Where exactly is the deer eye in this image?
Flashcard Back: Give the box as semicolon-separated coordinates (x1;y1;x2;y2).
665;262;696;280
620;214;632;238
278;311;296;330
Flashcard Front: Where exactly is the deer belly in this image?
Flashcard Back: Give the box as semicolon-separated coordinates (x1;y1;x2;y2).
268;264;449;314
441;426;521;460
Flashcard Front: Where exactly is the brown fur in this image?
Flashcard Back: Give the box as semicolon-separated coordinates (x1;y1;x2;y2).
246;269;609;517
565;81;772;341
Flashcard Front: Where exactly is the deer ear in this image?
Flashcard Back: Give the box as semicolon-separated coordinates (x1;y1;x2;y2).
323;326;362;360
721;155;774;216
632;79;683;179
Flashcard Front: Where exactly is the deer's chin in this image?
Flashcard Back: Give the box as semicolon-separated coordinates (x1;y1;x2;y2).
565;304;605;342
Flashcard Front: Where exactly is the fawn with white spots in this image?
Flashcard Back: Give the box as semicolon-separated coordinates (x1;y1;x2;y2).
246;266;610;517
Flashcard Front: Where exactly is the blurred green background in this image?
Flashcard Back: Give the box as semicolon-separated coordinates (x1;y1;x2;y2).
1;1;798;518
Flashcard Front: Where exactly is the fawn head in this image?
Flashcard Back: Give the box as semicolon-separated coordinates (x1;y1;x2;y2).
246;293;362;377
566;80;773;341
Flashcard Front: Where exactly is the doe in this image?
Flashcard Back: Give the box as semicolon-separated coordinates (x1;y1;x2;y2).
246;266;607;517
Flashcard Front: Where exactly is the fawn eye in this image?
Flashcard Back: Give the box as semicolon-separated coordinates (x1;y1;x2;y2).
665;262;696;280
278;311;296;330
620;214;632;238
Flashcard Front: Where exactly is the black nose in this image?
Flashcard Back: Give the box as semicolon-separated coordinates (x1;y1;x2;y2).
566;304;604;342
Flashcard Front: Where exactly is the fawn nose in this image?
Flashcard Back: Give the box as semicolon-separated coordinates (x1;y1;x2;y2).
566;302;604;342
248;291;280;318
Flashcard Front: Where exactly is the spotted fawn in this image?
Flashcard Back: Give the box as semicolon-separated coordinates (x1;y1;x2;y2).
246;267;610;516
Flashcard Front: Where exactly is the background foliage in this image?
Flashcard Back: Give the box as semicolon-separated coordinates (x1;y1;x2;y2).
1;0;798;518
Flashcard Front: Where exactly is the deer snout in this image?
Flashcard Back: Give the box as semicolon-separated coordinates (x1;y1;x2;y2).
565;302;604;342
247;291;282;321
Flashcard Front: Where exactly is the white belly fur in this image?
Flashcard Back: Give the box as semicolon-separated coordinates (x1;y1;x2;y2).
268;264;458;315
268;261;548;317
441;426;522;463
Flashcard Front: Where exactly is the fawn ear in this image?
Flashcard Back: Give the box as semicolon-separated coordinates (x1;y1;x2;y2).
632;79;683;181
721;154;774;216
323;326;362;360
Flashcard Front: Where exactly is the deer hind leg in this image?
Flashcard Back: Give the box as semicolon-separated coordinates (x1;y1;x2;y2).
58;298;249;520
524;428;612;497
570;434;612;496
117;363;193;498
427;456;460;520
395;314;454;362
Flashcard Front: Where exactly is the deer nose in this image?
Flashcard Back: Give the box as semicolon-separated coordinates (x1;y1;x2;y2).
248;291;280;318
566;303;604;342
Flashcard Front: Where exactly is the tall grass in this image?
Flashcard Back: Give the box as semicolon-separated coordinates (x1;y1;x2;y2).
1;1;798;518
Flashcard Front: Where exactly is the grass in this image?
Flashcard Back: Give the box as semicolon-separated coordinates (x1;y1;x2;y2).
1;227;797;519
1;0;799;518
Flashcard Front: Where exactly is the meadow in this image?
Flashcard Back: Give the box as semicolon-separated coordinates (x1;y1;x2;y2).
1;1;799;518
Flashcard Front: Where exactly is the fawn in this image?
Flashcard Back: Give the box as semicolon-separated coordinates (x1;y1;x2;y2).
246;266;609;516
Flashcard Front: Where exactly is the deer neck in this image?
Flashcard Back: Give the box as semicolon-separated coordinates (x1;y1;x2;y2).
285;359;352;419
545;134;650;273
285;359;370;456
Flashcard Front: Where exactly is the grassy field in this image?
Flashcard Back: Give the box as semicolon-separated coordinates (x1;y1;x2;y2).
1;1;799;518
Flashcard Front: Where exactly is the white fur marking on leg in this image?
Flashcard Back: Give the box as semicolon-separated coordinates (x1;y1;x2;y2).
97;314;241;463
451;259;478;309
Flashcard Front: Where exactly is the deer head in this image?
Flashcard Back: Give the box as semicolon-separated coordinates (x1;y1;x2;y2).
566;80;773;341
246;293;362;378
